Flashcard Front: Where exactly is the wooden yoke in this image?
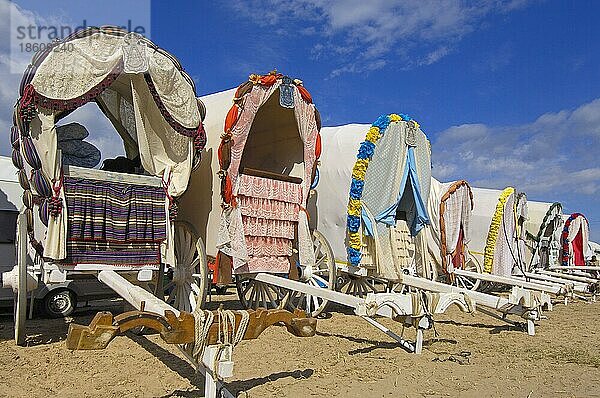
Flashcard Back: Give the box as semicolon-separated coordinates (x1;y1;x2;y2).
66;308;316;350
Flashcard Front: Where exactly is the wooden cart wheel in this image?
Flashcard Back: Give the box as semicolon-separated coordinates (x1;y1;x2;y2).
162;221;208;313
285;230;336;317
450;254;482;291
336;274;381;297
236;274;289;310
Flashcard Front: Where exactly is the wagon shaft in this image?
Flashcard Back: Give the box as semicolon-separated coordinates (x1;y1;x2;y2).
65;308;316;351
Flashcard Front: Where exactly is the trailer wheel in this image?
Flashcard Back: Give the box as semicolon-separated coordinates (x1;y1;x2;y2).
285;230;336;317
163;221;209;313
43;289;76;318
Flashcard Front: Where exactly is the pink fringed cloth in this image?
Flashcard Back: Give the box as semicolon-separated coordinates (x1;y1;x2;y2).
236;174;303;273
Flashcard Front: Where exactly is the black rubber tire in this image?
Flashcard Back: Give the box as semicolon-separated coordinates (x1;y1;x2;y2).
42;289;76;318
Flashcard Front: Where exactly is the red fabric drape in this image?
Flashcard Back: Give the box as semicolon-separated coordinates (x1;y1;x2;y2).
260;74;278;86
297;86;312;103
224;105;239;133
315;133;322;159
573;229;585;266
452;226;465;269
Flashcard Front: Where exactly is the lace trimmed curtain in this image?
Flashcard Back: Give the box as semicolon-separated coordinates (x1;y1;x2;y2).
492;194;516;277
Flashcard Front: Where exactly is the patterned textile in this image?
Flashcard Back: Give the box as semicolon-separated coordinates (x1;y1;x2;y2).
492;193;516;277
242;216;295;239
238;196;300;221
245;236;293;256
235;173;302;273
238;256;291;274
62;177;167;265
65;241;161;266
238;174;304;203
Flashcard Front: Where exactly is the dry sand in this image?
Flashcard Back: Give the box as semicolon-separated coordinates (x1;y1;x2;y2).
0;293;599;397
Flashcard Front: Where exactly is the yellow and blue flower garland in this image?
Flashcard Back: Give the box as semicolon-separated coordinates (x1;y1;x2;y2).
346;113;415;266
483;187;514;273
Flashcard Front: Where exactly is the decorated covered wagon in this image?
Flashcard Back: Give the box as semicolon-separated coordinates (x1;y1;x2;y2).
561;213;590;267
425;178;481;290
178;71;336;317
315;114;433;294
524;201;563;270
5;26;213;344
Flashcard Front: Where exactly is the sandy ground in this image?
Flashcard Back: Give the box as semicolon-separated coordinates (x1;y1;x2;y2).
0;292;599;398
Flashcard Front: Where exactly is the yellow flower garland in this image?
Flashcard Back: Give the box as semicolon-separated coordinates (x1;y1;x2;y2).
347;199;362;217
365;126;381;143
348;232;361;249
483;187;515;273
345;113;421;265
351;158;369;181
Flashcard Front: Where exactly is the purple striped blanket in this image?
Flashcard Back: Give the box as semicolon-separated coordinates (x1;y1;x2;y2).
62;177;167;266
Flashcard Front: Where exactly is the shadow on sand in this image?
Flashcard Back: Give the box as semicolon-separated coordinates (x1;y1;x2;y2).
129;333;314;398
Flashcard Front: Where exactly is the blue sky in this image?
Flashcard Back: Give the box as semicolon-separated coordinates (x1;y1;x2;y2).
0;0;599;239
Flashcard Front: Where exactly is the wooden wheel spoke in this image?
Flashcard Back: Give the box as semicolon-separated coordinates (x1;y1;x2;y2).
264;284;279;308
241;280;253;297
312;274;330;288
314;256;326;269
312;294;321;311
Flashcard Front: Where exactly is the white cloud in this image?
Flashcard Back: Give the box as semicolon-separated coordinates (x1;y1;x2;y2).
229;0;531;75
0;0;36;156
0;0;124;163
432;98;600;197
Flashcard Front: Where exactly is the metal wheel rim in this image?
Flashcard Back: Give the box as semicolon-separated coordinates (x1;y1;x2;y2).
48;291;71;314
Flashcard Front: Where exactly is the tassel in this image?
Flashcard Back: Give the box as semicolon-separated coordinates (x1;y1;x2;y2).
224;105;239;134
39;199;49;226
10;126;20;149
194;123;206;150
297;85;312;103
22;190;33;209
22;136;42;170
18;169;30;191
11;149;23;169
31;169;52;198
48;195;63;218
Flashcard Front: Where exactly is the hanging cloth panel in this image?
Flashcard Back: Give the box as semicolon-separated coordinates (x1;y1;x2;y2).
573;229;585;266
233;174;303;274
131;75;193;197
492;194;516;277
62;176;167;266
373;147;430;236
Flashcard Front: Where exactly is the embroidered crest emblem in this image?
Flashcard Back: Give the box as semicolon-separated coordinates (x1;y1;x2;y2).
279;76;295;108
122;32;148;73
406;121;418;147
